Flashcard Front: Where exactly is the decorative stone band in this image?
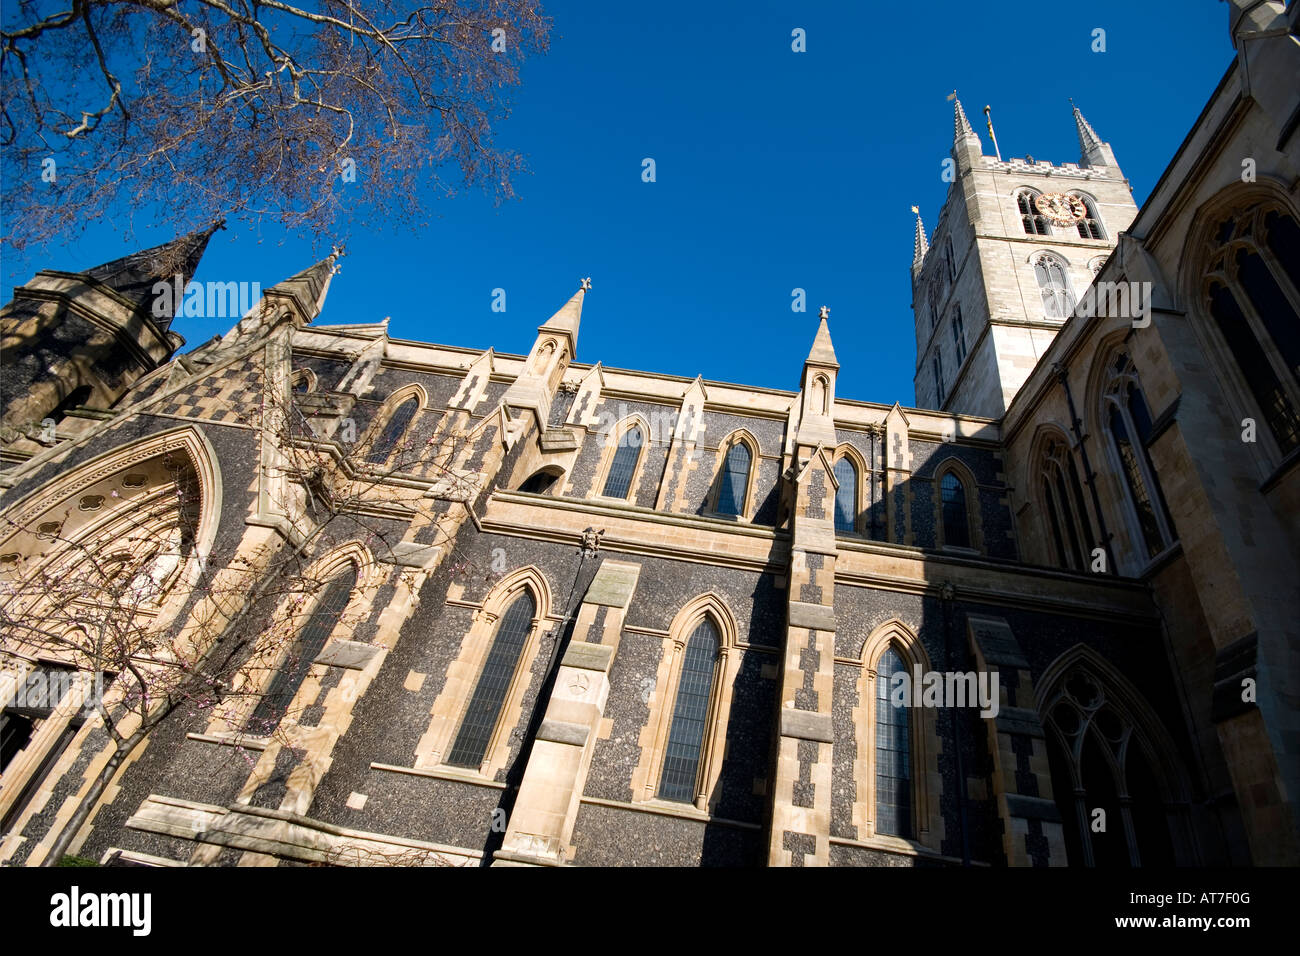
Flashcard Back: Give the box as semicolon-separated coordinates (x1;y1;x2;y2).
537;719;590;747
1003;794;1062;824
787;601;836;632
1212;631;1258;723
779;708;834;743
560;641;614;672
314;639;381;670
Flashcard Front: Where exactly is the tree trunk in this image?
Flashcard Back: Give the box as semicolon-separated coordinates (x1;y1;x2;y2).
38;739;130;866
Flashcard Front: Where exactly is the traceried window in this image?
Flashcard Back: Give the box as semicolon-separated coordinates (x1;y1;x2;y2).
657;617;720;802
248;567;357;732
833;456;858;534
1075;194;1106;240
446;591;536;769
602;425;645;499
945;236;957;282
1102;352;1177;561
875;646;912;838
1039;437;1094;571
952;305;967;366
1034;254;1075;319
1202;204;1300;455
933;354;945;405
714;440;752;517
367;396;418;464
940;472;970;548
1019;191;1050;235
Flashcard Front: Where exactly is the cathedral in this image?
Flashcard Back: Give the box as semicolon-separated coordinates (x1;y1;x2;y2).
0;2;1296;868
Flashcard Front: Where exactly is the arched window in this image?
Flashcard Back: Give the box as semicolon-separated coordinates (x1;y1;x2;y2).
1075;194;1106;239
518;467;563;495
446;590;536;768
657;617;720;802
933;354;945;405
1039;436;1094;571
945;235;956;282
1102;353;1176;561
874;646;912;838
1034;253;1075;318
1018;191;1050;235
602;424;645;499
927;284;940;333
1202;204;1300;455
940;471;970;548
248;566;357;732
833;455;858;534
367;396;419;464
1042;661;1182;866
951;305;967;366
714;439;752;517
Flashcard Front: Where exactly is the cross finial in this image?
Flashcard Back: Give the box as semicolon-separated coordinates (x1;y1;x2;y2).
818;305;830;320
579;277;592;291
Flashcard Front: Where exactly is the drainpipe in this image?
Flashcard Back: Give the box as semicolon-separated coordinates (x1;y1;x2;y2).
1052;362;1114;571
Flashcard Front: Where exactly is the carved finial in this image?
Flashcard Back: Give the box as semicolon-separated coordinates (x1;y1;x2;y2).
818;305;830;320
579;277;592;292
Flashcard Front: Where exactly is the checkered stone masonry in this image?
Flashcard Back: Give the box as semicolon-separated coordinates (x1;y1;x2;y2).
769;451;839;866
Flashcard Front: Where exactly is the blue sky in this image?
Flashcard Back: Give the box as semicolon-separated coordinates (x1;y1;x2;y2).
2;1;1233;407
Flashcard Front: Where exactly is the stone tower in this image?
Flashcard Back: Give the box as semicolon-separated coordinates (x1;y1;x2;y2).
0;223;220;462
912;99;1138;417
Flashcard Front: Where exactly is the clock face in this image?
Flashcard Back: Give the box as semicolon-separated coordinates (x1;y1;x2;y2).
1035;193;1087;226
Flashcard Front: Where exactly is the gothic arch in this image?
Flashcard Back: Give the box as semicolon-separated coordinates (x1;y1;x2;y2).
639;592;737;811
706;428;759;519
417;565;556;777
851;618;941;848
217;540;379;735
591;413;652;501
1177;180;1300;465
1036;644;1196;865
831;443;867;535
361;383;428;465
932;455;982;552
1026;423;1096;571
0;425;223;594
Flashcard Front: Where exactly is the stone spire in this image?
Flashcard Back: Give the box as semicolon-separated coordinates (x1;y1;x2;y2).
538;277;588;356
261;246;342;325
951;94;983;172
82;219;224;330
808;307;839;369
911;207;929;274
1071;102;1116;167
953;96;978;143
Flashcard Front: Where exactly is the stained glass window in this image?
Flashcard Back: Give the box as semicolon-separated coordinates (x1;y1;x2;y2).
367;397;418;464
249;568;356;731
875;647;912;838
602;425;644;499
940;472;970;548
446;591;536;769
658;618;719;802
833;456;858;534
715;441;751;516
